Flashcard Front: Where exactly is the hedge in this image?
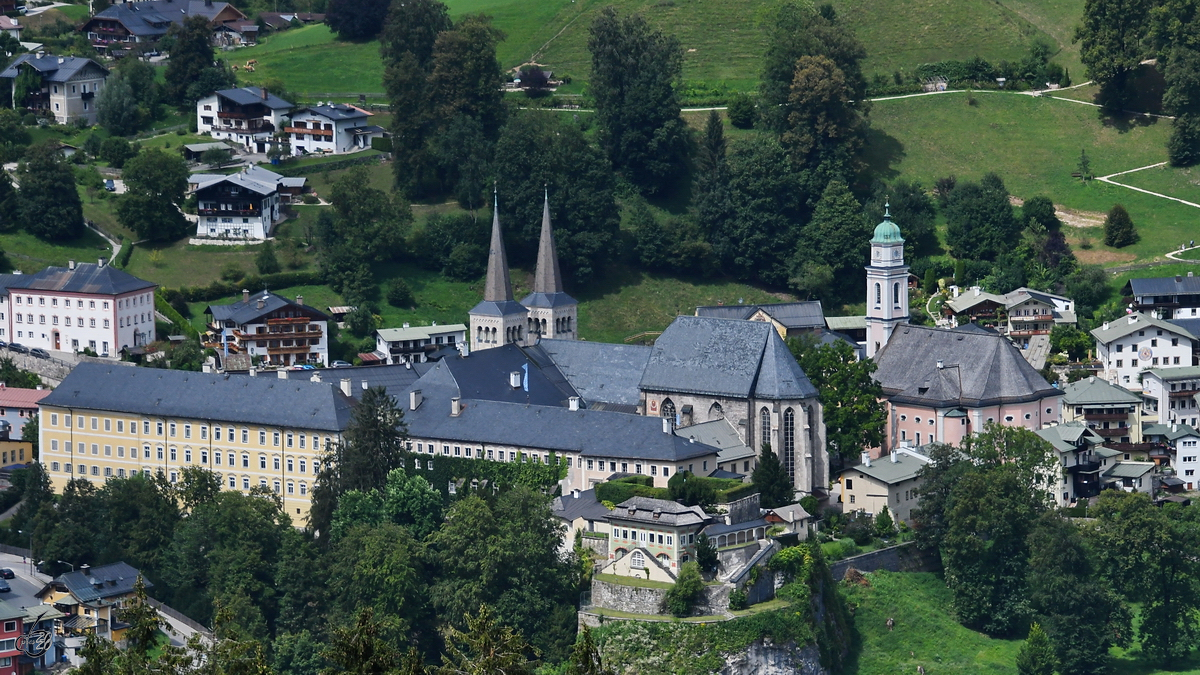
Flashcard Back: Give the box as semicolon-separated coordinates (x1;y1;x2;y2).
115;240;135;269
174;270;325;303
402;451;567;501
596;480;669;504
155;290;199;338
594;474;756;505
716;482;759;504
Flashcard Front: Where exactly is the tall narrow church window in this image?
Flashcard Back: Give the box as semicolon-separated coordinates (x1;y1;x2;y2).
893;282;900;306
874;283;881;305
709;402;723;420
783;408;796;482
662;399;677;425
760;407;771;448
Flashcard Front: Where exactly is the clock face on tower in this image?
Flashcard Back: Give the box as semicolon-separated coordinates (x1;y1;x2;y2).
893;249;901;257
874;250;880;259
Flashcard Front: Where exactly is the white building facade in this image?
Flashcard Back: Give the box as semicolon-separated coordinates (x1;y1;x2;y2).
196;87;293;154
285;103;385;155
865;208;909;359
0;261;157;356
374;323;467;364
1091;313;1194;391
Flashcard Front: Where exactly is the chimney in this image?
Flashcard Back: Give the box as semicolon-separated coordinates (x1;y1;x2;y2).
973;287;980;297
509;371;521;389
257;297;265;310
295;295;304;306
861;451;871;467
1173;423;1178;432
68;260;76;270
58;57;64;64
243;289;250;303
568;396;580;411
936;360;944;369
1129;315;1137;325
409;389;422;411
202;364;211;373
1177;275;1184;282
572;489;580;499
460;340;469;357
98;258;106;268
890;450;898;463
261;87;268;100
662;417;671;434
361;380;367;390
35;384;42;390
451;397;462;417
249;367;257;377
340;378;351;397
310;372;321;383
1102;322;1110;330
80;564;91;576
402;322;410;328
277;369;288;379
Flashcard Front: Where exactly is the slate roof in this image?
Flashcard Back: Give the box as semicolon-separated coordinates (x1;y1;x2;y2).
640;316;818;400
533;339;650;407
41;362;355;431
552;489;611;523
681;418;756;464
1062;377;1141;406
189;172;277;196
0;53;107;82
1091;313;1194;343
48;562;151;604
608;497;708;527
216;86;292;109
2;263;155;296
771;503;813;524
695;301;825;330
208;290;328;325
1169;318;1200;338
403;394;720;462
0;599;25;623
843;450;930;485
873;325;1061;407
415;345;579;408
86;0;239;37
1130;275;1200;297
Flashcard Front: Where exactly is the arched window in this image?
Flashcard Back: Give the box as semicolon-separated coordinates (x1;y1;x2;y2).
783;407;796;482
709;402;723;420
893;282;900;306
760;407;771;449
630;550;645;569
661;399;677;424
874;283;881;305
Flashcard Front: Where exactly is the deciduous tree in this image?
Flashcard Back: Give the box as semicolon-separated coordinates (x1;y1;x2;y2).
15;141;84;240
783;55;864;170
97;72;139;136
164;16;218;104
326;0;390;40
1076;0;1153;109
944;173;1019;261
117;148;190;242
789;337;885;464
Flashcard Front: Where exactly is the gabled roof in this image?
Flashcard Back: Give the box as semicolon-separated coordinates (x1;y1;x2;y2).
0;53;107;82
695;301;825;330
532;339;650;408
873;324;1061;407
2;263;154;296
189;171;277;196
681;418;756;463
552;489;611;523
1103;461;1155;479
42;362;355;431
1091;313;1194;344
842;450;929;485
826;315;867;331
640;316;817;400
293;103;370;121
1034;422;1103;453
1130;275;1200;297
944;288;1006;314
208;290;328;325
608;497;708;527
42;562;151;605
377;324;467;342
415;344;579;408
1062;377;1141;406
87;0;242;37
215;86;292;110
1143;422;1200;441
771;503;813;524
1143;365;1200;381
0;385;50;409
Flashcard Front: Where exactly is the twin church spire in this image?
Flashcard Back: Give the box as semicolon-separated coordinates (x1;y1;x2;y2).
469;189;578;351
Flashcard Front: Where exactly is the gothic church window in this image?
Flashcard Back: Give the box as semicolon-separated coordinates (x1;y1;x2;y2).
783;408;796;481
662;399;677;425
760;407;771;448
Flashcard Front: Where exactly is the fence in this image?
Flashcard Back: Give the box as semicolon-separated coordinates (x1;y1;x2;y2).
0;544;29;557
146;598;213;638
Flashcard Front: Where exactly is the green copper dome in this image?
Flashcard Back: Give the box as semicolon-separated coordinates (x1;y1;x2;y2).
871;203;904;244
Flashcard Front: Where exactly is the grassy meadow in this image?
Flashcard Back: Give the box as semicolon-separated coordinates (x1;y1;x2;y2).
842;571;1200;675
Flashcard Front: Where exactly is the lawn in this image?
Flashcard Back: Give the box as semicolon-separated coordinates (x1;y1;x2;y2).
0;229;112;272
233;25;385;95
864;91;1192;265
595;573;674;590
842;571;1200;675
1109;163;1200;205
124;239;290;290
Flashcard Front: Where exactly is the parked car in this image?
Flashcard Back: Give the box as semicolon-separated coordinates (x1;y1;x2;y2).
330;360;352;368
0;341;8;350
30;348;49;359
0;569;14;580
0;579;11;592
104;179;116;192
8;344;28;354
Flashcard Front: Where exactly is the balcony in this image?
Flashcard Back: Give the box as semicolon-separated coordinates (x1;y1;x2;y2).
217;110;258;120
267;316;314;326
268;343;316;354
284;126;333;137
1091;427;1128;438
1068;460;1102;474
1083;412;1130;421
1168;389;1198;398
199;208;260;217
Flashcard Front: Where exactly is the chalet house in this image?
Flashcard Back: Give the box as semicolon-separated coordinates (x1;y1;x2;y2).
872;324;1063;455
1143;422;1200;490
35;562;151;644
1129;272;1200;319
189;167;293;240
0;383;49;441
196;87;293;154
1141;366;1200;427
552;488;611;539
285;103;386;155
694;301;826;339
204;290;329;367
943;286;1075;340
1061;376;1143;445
1091;313;1195;391
212;19;258;46
764;502;815;537
0;261;157;356
838;448;929;524
1103;461;1155;496
373;323;467;364
1034;423;1117;506
81;0;245;53
0;53;108;125
257;12;325;30
602;497;709;580
0;17;21;40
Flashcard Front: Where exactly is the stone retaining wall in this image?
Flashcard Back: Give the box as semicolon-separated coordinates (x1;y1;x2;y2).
828;542;940;580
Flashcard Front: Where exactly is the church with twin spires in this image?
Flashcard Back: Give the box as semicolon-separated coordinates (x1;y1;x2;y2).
469;192;578;351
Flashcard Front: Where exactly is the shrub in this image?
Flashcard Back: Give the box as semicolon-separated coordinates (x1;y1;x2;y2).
301;193;319;205
726;93;756;129
386;279;415;308
799;495;819;516
728;589;748;611
845;513;875;545
665;562;704;616
220;264;244;282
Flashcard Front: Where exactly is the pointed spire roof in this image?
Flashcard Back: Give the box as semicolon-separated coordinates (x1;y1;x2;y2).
522;189;577;310
533;190;564;294
471;191;529;319
484;191;514;302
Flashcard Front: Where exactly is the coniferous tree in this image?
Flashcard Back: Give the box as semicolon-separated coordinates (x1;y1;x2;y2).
438;605;537;675
752;444;793;508
1017;623;1058;675
695;533;718;573
568;626;615;675
1103;204;1138;247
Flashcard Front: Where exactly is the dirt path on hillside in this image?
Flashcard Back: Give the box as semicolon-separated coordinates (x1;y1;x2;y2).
1007;196;1107;228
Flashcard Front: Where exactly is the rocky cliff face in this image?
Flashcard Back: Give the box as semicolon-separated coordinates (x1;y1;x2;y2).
721;641;828;675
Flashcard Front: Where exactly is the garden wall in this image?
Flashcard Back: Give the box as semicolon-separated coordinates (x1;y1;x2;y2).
591;578;666;615
828;542;940;580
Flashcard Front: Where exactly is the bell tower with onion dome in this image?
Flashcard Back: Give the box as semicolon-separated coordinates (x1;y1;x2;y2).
865;204;909;359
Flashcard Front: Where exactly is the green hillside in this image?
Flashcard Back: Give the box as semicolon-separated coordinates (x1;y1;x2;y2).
235;0;1085;94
